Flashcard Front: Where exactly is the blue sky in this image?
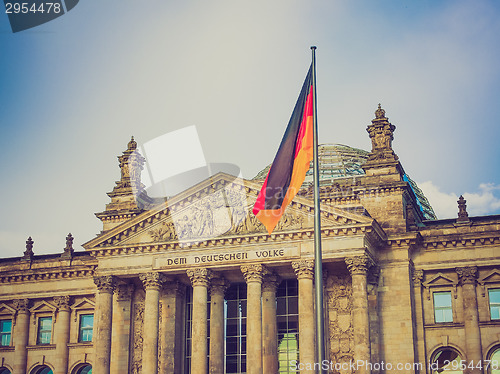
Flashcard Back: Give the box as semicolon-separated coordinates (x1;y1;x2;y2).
1;0;500;257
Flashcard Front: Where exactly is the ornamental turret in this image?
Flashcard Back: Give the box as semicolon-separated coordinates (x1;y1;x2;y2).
95;137;152;231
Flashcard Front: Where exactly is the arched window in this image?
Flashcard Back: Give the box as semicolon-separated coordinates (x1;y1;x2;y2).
489;347;500;374
32;366;53;374
0;367;11;374
75;365;92;374
430;347;463;374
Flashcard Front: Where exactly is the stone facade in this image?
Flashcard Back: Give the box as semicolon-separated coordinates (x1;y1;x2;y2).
0;106;499;374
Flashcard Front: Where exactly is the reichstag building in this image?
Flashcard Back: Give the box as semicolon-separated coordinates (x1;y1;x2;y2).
0;106;499;374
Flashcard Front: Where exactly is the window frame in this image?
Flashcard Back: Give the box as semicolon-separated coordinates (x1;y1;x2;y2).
0;319;12;347
488;288;500;321
78;314;94;343
36;316;53;345
433;291;453;323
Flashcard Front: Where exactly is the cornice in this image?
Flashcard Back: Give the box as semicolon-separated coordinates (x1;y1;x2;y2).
386;232;423;247
421;234;500;249
0;266;96;284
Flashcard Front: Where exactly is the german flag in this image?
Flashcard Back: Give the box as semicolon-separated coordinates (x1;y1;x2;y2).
253;65;314;234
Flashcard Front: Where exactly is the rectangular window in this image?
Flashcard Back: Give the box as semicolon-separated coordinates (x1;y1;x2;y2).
489;288;500;320
79;314;94;342
37;317;52;344
0;319;12;346
433;292;453;323
277;279;299;374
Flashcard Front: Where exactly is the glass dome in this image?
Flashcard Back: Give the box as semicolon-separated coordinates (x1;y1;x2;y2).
253;143;437;220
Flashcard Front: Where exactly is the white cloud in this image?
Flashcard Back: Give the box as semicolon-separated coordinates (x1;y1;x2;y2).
418;181;500;219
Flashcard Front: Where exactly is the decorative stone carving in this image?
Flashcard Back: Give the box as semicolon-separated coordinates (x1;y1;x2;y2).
292;260;315;280
163;281;186;297
412;269;424;286
457;195;470;223
187;268;212;287
23;236;34;260
345;255;373;275
93;275;116;292
116;283;135;301
364;104;399;165
13;299;30;313
241;264;266;283
140;272;167;290
130;290;145;374
456;266;478;284
62;233;74;258
53;296;71;311
149;221;178;242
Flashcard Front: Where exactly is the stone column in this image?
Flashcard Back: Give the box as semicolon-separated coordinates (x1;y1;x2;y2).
140;272;167;374
161;281;186;374
111;283;135;374
412;269;427;369
209;277;229;374
13;299;30;374
187;268;211;374
292;260;315;373
54;296;71;374
262;273;280;374
93;275;116;374
456;266;482;374
346;255;372;374
241;264;265;374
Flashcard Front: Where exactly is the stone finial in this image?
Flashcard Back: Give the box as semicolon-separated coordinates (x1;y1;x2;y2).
22;236;34;260
363;104;399;169
457;195;469;223
62;233;74;259
128;136;137;151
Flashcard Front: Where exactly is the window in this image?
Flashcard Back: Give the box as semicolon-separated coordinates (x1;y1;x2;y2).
0;320;12;346
225;284;246;374
75;364;92;374
277;279;299;373
489;348;500;374
431;348;463;374
433;292;453;323
78;314;94;342
489;289;500;320
37;317;52;344
0;368;11;374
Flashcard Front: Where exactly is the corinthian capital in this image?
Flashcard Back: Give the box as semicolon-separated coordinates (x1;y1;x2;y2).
345;255;373;275
140;272;167;290
187;268;212;287
456;266;478;285
412;269;424;287
262;273;281;293
93;275;116;292
292;260;314;280
210;277;229;297
13;299;29;313
241;264;266;283
53;296;71;311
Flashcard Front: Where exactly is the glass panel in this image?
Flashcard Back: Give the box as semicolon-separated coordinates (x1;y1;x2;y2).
37;317;52;344
434;292;452;307
224;283;247;374
79;314;94;342
277;279;299;373
0;320;12;346
433;292;453;323
491;348;500;374
0;368;12;374
489;289;500;320
38;367;53;374
77;364;92;374
431;349;462;374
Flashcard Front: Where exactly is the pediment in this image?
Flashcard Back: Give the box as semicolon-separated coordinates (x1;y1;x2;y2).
0;303;15;315
423;272;457;288
479;269;500;284
71;298;95;311
30;300;56;314
84;173;374;249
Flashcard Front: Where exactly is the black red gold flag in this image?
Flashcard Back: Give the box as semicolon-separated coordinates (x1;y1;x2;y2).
253;65;314;234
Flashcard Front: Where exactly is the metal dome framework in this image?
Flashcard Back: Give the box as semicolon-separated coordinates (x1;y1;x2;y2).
253;143;437;220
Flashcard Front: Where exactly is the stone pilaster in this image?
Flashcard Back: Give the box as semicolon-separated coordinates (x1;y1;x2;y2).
292;260;315;374
241;264;265;374
111;283;134;374
53;296;71;374
456;266;482;374
160;281;186;374
13;299;30;374
140;272;167;374
412;269;427;370
346;255;372;374
262;273;280;374
209;277;229;374
187;268;212;374
94;275;116;374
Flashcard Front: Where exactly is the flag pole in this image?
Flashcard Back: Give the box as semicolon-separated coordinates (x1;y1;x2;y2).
311;46;325;372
